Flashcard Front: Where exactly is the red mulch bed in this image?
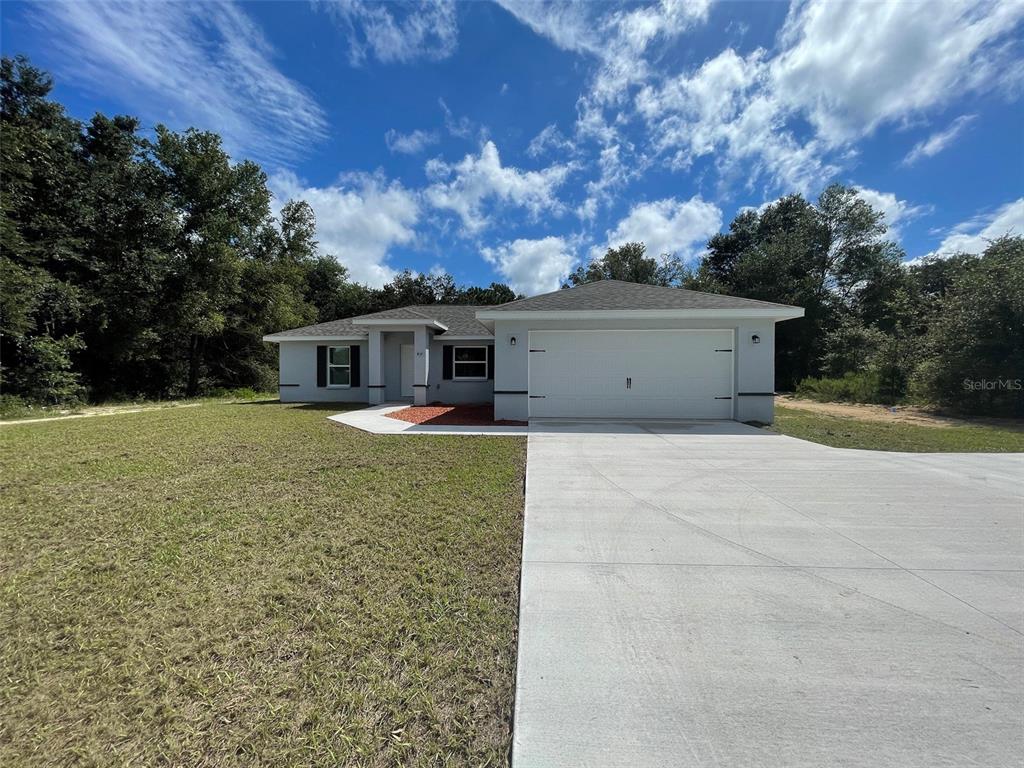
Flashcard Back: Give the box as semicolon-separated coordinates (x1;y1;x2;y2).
386;404;527;427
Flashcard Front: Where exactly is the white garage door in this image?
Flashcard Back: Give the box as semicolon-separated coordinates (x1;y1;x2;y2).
528;330;734;419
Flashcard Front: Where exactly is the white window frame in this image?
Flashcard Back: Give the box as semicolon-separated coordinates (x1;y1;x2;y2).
327;345;351;388
453;345;488;381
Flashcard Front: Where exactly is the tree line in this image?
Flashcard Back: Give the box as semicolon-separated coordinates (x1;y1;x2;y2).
0;56;515;406
2;56;1021;416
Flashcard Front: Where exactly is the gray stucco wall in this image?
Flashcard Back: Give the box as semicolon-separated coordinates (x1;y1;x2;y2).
426;337;494;404
277;340;369;403
492;317;779;423
274;335;495;405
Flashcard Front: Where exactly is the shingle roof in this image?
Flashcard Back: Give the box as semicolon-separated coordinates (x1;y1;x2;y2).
263;304;494;340
397;305;494;335
263;318;366;339
484;279;800;312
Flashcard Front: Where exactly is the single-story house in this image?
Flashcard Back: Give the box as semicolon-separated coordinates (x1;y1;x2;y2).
262;280;804;423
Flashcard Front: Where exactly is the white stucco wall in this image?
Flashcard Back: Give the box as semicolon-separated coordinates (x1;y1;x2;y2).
492;317;780;423
277;340;369;403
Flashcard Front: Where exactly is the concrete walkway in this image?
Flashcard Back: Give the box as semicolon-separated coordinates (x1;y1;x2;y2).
327;403;528;436
514;419;1024;767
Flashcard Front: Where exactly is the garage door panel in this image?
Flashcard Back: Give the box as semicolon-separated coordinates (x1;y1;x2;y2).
529;330;733;419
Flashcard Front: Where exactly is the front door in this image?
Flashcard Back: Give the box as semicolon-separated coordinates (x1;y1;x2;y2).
400;344;414;397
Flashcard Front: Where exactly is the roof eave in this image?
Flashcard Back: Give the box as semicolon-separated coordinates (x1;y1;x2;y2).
351;317;449;331
262;335;366;343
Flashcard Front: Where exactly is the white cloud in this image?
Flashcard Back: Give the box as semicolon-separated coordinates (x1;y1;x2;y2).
902;114;978;166
424;141;573;233
482;237;576;295
496;0;711;106
319;0;458;66
498;0;710;207
385;128;439;154
771;1;1024;145
633;47;837;192
527;124;575;158
628;1;1024;196
927;198;1024;258
595;196;723;261
577;142;645;221
439;97;486;141
492;0;605;56
853;187;930;240
270;170;420;287
33;0;327;165
509;0;1023;201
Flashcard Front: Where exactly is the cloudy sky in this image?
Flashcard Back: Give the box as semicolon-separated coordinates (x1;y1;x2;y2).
4;0;1022;293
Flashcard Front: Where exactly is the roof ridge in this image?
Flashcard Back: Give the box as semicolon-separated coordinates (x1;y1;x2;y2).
485;278;801;311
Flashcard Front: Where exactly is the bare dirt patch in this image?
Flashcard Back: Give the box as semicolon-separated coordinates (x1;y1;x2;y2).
777;395;1024;431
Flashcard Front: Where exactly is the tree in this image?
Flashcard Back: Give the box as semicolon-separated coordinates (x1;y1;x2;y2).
564;242;686;287
0;55;87;403
697;185;906;388
75;113;177;400
151;126;272;396
460;282;519;305
910;237;1024;416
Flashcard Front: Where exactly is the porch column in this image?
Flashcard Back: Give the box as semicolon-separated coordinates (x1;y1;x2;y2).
413;327;430;406
368;329;384;404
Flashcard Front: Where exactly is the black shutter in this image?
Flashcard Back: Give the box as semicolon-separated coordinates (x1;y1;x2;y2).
316;346;327;387
350;345;361;387
487;344;495;380
443;345;453;380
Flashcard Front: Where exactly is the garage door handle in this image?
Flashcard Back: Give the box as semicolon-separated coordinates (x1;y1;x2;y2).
626;377;631;389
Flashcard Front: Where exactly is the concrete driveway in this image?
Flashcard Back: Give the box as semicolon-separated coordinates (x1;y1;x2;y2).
513;420;1024;768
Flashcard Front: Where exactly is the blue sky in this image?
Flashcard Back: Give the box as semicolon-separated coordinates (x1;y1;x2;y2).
3;1;1023;293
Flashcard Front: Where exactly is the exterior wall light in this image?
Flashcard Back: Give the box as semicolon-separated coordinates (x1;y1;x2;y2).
751;334;761;344
510;336;517;346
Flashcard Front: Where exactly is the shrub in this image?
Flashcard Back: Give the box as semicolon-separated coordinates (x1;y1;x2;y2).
0;394;34;419
795;371;892;404
909;237;1024;417
205;386;267;400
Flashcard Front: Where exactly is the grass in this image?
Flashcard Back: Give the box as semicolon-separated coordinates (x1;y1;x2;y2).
0;402;526;766
771;403;1024;452
0;389;278;422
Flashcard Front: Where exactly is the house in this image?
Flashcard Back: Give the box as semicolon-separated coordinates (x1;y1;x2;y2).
262;280;804;423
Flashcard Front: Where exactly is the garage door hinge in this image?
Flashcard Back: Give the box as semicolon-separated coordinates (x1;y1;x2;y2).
529;348;546;352
714;396;733;400
714;348;733;352
529;395;546;399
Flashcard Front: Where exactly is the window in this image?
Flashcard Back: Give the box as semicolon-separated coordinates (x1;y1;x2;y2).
328;346;351;387
453;346;488;380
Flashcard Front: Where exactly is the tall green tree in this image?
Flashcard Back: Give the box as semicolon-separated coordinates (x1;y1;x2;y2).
75;114;177;399
151;126;272;395
696;185;906;388
565;242;686;287
0;55;87;403
460;282;519;305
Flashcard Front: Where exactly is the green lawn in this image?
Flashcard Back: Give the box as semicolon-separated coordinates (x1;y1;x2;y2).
772;404;1024;452
0;402;526;767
